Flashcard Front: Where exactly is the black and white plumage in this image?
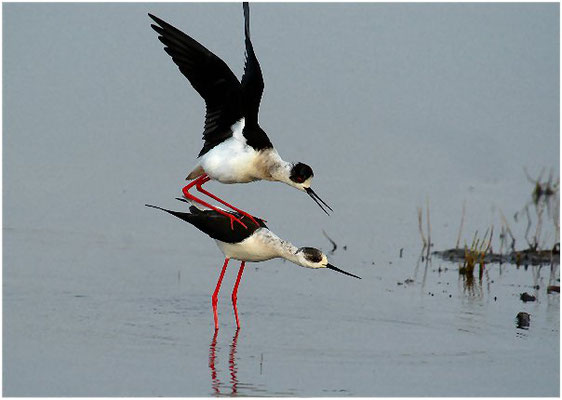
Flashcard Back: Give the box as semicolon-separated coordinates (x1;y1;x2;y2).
146;199;360;276
148;3;332;215
146;199;358;329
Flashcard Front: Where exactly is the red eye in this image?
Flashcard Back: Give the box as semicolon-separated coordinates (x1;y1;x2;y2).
296;176;305;183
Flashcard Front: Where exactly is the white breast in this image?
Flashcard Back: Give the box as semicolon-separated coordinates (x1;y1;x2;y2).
198;119;257;183
197;118;290;184
214;229;284;262
201;137;259;183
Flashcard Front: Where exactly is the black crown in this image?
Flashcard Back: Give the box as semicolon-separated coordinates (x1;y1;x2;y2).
289;162;314;184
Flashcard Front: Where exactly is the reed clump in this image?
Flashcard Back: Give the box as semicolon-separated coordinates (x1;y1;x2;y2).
433;168;559;267
459;228;493;278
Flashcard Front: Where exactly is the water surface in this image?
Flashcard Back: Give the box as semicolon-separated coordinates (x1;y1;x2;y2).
3;3;559;396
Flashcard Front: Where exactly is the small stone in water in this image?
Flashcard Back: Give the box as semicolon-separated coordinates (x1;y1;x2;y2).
516;312;531;329
520;292;536;302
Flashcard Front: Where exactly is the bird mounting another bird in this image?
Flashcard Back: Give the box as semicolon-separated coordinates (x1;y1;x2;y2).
147;3;356;331
149;2;332;230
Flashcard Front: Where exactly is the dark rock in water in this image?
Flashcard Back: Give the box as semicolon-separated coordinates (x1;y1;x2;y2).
520;292;536;302
547;285;560;294
516;312;531;329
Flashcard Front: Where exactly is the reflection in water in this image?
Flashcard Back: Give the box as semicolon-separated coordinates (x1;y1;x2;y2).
228;329;239;394
548;262;559;287
209;329;240;396
460;270;482;298
208;330;221;395
207;331;296;397
414;248;432;291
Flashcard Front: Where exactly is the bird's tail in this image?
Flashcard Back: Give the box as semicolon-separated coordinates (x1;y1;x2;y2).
145;203;197;224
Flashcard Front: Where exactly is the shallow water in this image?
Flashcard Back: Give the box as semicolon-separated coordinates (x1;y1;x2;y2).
3;2;559;396
4;178;559;396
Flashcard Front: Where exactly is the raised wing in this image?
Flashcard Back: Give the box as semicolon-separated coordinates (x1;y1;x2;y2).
149;14;243;157
240;3;273;151
241;2;263;125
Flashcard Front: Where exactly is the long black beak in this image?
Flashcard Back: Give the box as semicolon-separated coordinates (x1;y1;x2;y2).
326;263;361;279
304;187;333;215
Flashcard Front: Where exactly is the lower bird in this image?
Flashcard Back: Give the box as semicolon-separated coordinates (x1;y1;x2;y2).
146;199;360;330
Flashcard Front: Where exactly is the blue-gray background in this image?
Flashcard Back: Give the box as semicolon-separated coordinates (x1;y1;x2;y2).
4;3;559;396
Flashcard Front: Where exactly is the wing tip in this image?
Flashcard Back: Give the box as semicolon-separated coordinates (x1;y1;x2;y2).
243;2;250;38
148;13;161;24
148;13;166;35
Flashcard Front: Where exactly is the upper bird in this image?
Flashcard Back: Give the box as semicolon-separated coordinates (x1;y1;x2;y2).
146;198;359;330
148;3;332;229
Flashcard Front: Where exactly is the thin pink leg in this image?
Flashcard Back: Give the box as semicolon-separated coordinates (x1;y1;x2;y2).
212;258;230;331
182;175;247;229
231;261;246;329
195;176;261;227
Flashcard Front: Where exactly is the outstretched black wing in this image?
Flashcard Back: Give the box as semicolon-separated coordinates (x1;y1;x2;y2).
149;14;243;157
240;3;273;151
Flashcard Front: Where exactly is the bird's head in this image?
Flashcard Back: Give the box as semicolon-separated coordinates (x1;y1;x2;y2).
295;247;361;279
288;162;333;215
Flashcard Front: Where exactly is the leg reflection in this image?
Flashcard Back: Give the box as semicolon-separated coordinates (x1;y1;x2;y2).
208;330;221;395
208;329;240;396
229;329;240;395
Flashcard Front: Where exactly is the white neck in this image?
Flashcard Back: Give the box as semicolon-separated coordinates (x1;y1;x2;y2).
217;229;301;264
257;229;312;267
258;149;292;183
274;238;303;265
255;229;301;263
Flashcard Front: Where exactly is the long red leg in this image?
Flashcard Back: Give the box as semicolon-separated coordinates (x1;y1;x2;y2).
183;175;247;229
231;261;246;329
212;258;230;331
196;177;261;228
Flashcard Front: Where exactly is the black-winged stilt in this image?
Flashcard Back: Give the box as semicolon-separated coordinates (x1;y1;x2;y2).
146;199;360;330
148;3;332;230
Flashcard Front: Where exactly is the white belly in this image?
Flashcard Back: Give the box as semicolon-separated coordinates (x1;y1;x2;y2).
214;229;282;262
200;137;260;183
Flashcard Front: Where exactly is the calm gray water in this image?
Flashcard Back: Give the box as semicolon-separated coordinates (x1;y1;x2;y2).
3;3;559;396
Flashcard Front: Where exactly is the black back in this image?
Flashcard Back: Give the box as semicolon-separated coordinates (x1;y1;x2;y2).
146;202;268;244
149;3;273;157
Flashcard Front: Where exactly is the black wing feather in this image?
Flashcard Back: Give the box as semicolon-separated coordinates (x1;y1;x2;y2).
149;14;243;157
241;2;263;126
240;3;273;151
146;203;268;244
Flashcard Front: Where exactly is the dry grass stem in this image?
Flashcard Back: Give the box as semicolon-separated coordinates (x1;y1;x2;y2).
455;200;466;249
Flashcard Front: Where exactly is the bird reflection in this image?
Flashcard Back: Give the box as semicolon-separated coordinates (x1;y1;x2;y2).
208;329;240;396
229;329;240;394
208;330;220;395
